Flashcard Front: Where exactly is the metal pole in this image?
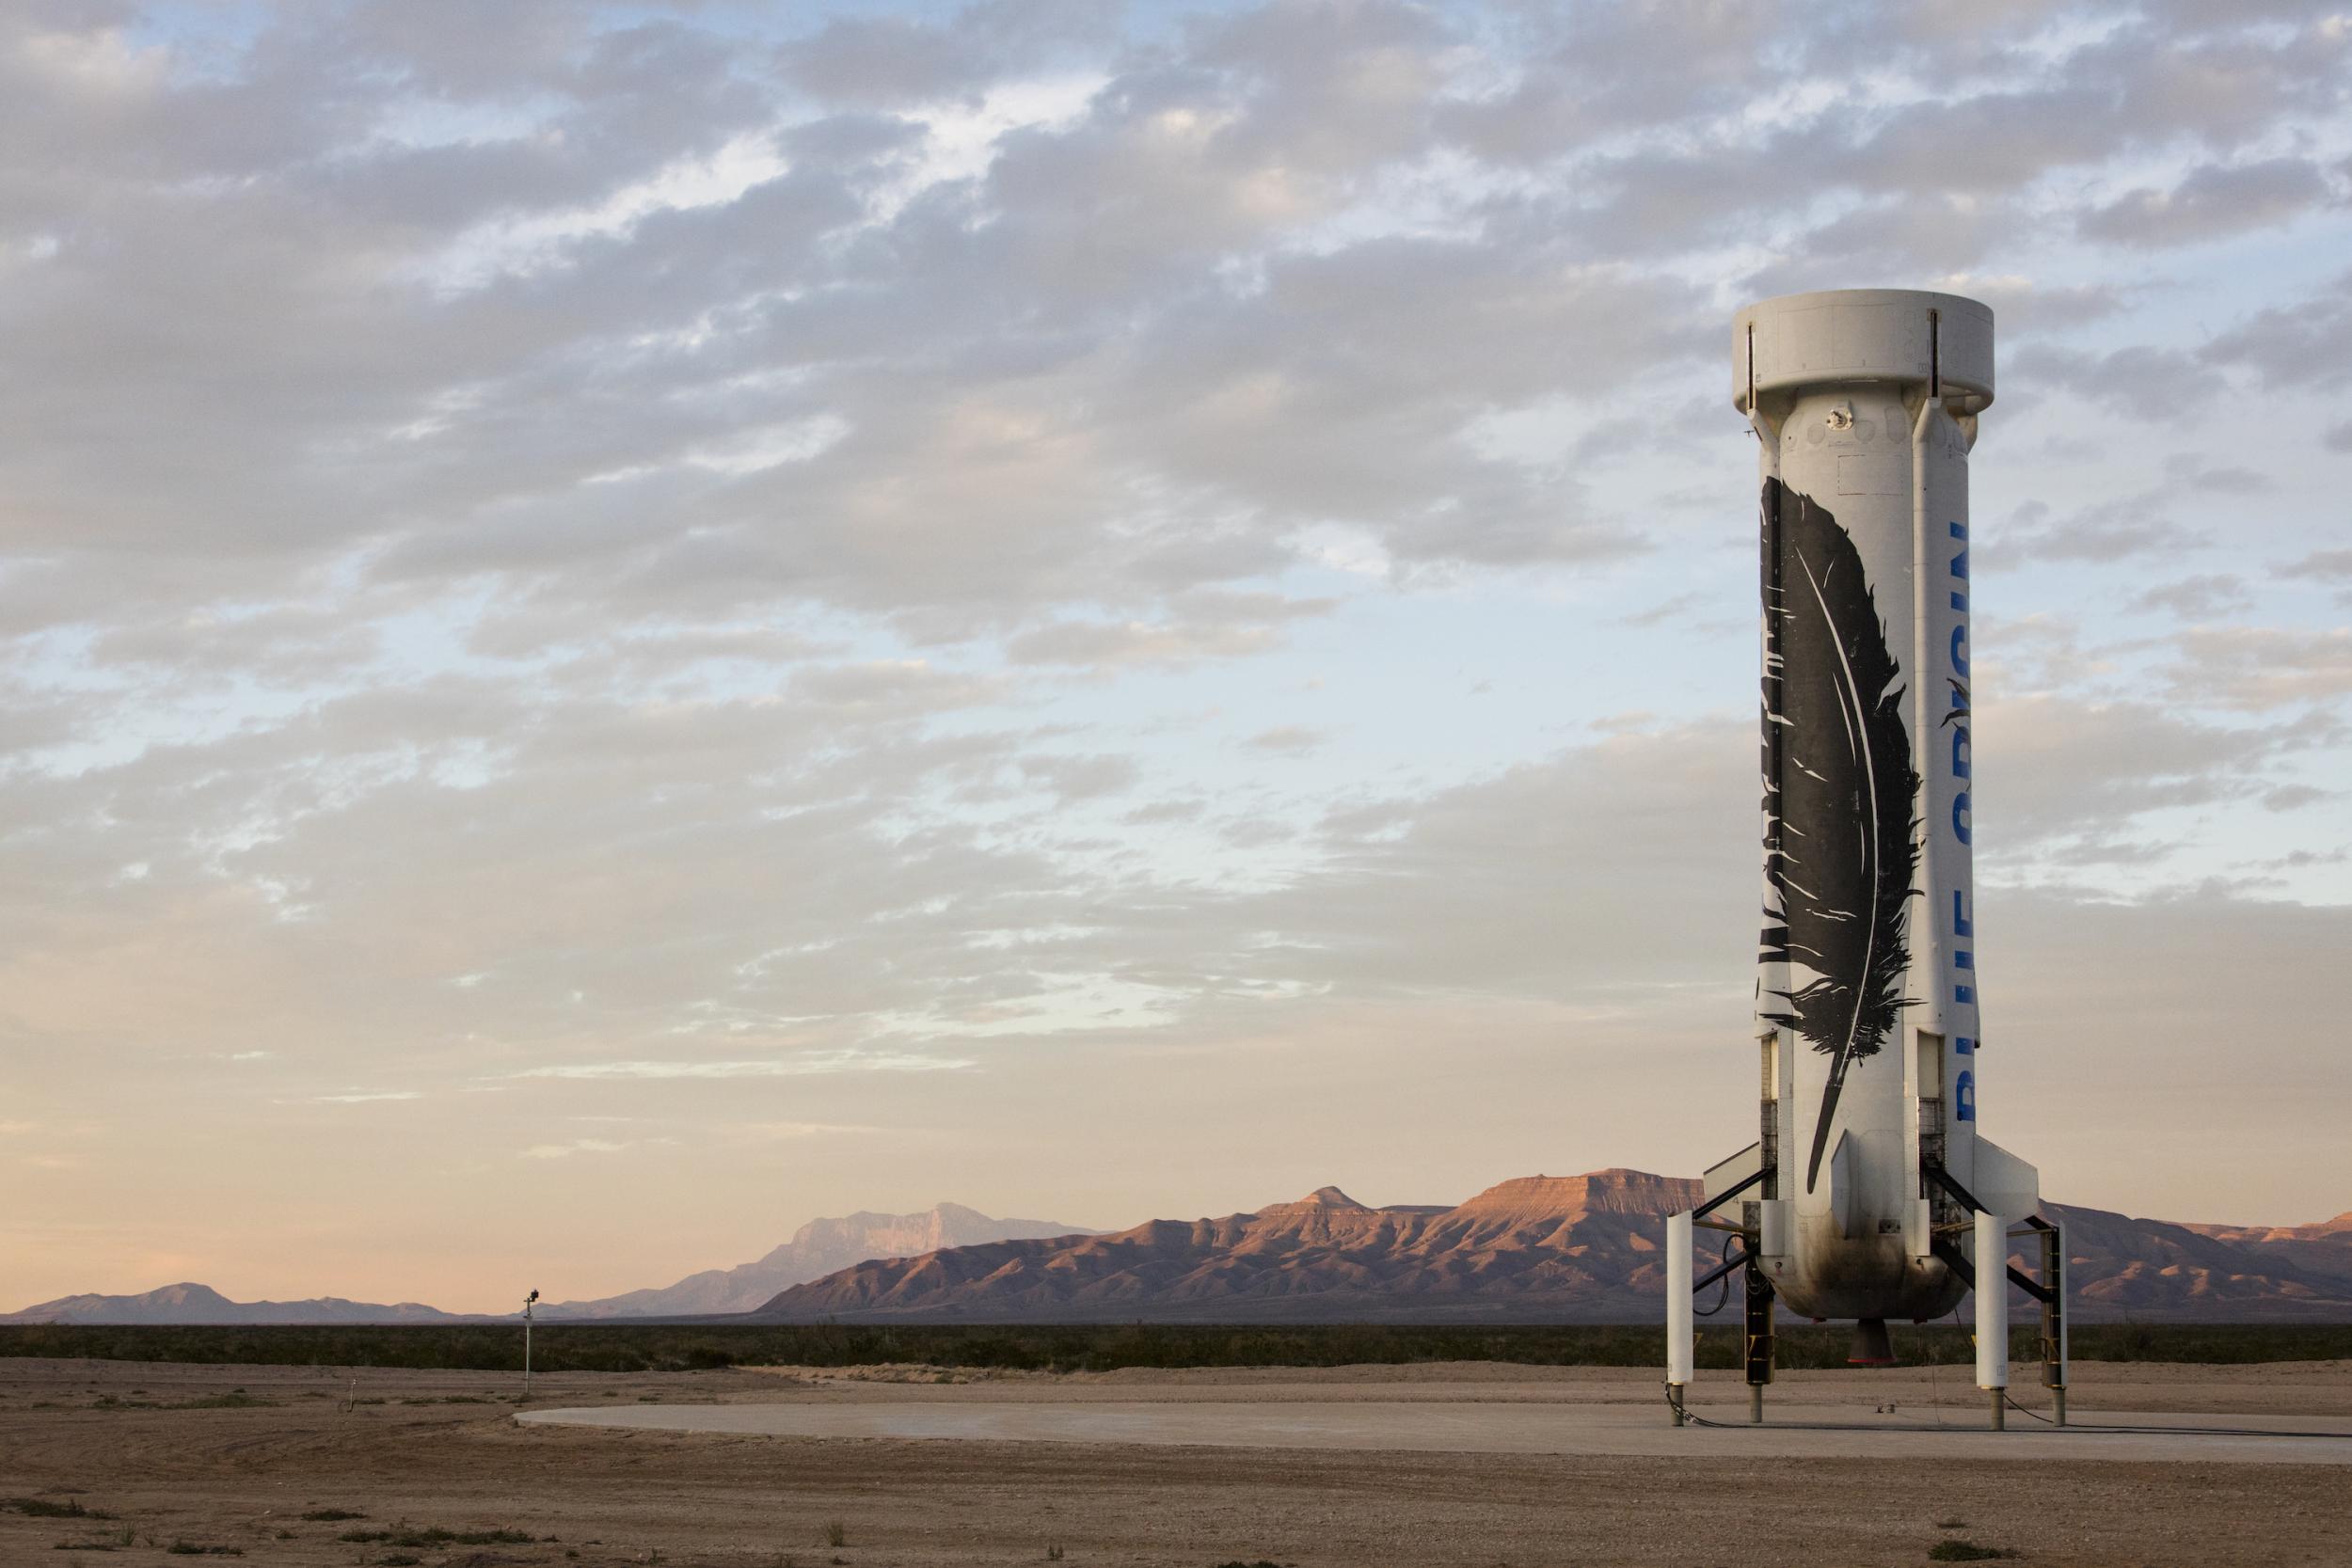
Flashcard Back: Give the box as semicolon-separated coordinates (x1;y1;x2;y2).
2041;1221;2068;1428
1989;1389;2005;1430
1666;1212;1693;1425
523;1297;532;1401
1742;1257;1773;1424
1974;1211;2007;1430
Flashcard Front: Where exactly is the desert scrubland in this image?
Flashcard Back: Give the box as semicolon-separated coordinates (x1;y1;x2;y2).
3;1354;2348;1567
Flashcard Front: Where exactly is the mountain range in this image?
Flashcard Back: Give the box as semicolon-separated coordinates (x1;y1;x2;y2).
11;1177;2351;1325
751;1170;2352;1323
536;1202;1092;1318
0;1281;470;1326
0;1204;1087;1325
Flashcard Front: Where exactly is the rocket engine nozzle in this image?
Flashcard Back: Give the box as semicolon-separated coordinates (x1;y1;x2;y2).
1848;1318;1897;1366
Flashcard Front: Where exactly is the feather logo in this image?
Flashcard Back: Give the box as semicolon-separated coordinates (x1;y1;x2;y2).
1757;479;1922;1193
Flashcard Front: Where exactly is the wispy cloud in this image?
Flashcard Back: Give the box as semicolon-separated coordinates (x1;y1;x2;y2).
1244;725;1326;756
505;1052;974;1082
736;1121;882;1139
519;1137;675;1160
304;1091;423;1104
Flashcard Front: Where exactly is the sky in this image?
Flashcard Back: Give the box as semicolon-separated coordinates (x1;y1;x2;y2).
3;0;2349;1315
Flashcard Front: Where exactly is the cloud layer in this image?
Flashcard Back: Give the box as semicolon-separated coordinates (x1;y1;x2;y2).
2;0;2347;1309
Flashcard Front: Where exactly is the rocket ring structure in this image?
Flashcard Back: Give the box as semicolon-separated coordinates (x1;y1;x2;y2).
1667;290;2063;1431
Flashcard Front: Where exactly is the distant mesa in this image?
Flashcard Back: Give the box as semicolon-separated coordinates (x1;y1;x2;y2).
2174;1212;2352;1295
2185;1211;2352;1247
1263;1185;1371;1211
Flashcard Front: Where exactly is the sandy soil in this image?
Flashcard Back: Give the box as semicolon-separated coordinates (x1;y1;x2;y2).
2;1356;2347;1567
518;1393;2352;1465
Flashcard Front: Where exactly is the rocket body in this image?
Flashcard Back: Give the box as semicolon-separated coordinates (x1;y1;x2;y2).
1726;291;2035;1323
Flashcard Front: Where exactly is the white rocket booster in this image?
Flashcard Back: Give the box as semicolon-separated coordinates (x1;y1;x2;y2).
1671;291;2056;1402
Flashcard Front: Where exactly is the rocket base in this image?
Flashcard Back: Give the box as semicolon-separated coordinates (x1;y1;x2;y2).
1663;1151;2068;1430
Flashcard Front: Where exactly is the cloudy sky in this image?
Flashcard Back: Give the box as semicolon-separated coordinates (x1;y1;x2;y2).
4;0;2348;1313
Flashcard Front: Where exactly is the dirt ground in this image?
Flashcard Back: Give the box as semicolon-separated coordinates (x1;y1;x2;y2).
2;1355;2347;1567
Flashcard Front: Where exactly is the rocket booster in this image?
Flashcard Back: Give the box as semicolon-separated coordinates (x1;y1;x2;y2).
1724;290;2039;1323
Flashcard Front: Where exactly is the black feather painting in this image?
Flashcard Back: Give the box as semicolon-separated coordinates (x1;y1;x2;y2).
1757;478;1921;1193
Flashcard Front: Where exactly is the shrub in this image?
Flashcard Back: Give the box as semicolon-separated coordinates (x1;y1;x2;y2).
8;1499;111;1520
338;1526;533;1547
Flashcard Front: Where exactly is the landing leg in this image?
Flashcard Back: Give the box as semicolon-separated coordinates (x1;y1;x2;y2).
1742;1258;1774;1424
2040;1220;2068;1428
1975;1211;2009;1431
1666;1212;1693;1428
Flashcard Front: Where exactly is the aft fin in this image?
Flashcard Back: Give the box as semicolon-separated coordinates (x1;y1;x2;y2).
1969;1136;2042;1222
1700;1142;1789;1262
1702;1142;1763;1196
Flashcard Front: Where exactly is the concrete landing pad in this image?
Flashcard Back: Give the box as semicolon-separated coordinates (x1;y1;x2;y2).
518;1399;2352;1465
